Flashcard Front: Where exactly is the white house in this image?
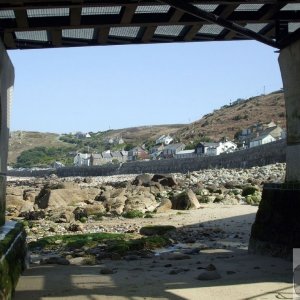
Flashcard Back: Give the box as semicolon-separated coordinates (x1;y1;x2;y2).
250;134;276;148
74;153;91;166
155;135;173;145
196;141;237;156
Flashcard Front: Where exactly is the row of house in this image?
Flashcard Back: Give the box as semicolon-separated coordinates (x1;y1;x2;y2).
72;122;286;166
74;150;128;166
238;122;285;148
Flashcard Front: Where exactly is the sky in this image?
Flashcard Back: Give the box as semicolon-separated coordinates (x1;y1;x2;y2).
8;40;283;134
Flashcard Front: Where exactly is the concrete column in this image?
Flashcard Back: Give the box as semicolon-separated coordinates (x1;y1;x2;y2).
279;39;300;182
0;40;14;225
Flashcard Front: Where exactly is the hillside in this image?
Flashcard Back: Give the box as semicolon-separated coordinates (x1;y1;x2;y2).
175;92;286;143
8;91;286;166
8;131;72;165
8;125;184;165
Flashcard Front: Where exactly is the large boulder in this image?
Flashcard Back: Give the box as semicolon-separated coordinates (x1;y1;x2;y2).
132;174;152;186
152;174;177;187
156;198;172;213
35;186;99;209
171;189;200;210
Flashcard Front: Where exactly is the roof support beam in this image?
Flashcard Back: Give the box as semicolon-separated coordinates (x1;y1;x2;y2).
121;5;137;24
70;7;81;26
159;0;279;48
50;29;62;46
4;32;16;48
169;7;184;22
97;27;109;44
183;24;202;41
14;9;28;28
142;26;156;43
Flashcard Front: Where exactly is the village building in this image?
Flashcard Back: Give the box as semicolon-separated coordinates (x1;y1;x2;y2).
74;153;91;166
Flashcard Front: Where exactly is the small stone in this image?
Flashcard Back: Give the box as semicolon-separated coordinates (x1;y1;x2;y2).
167;253;191;260
100;268;114;275
226;271;236;275
197;270;221;280
164;264;172;268
205;264;217;271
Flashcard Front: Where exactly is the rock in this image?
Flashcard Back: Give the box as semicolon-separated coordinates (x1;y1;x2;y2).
68;223;84;232
100;268;114;275
171;189;200;210
152;174;177;187
40;256;70;265
19;201;34;213
165;253;191;260
140;225;176;236
156;198;172;213
73;207;88;221
132;174;152;186
35;186;99;209
19;210;45;220
197;270;221;280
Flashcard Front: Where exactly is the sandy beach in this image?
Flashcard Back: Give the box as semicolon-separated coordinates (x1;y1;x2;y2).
14;204;293;300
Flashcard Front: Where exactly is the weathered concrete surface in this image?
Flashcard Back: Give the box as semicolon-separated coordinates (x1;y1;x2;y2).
249;184;300;259
0;39;14;225
279;39;300;182
0;221;27;300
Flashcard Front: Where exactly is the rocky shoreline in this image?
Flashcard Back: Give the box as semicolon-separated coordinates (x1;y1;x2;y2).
5;163;285;266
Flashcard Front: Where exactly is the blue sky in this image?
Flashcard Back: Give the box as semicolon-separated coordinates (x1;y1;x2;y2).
8;40;283;134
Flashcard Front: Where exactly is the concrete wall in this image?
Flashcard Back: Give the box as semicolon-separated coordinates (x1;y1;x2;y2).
0;40;14;225
9;139;286;178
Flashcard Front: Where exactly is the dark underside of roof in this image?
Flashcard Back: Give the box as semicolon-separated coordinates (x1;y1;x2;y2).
0;1;300;50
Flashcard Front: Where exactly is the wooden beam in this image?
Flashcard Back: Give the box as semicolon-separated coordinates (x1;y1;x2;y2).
121;5;137;24
259;3;285;20
97;27;110;44
4;32;16;48
70;7;81;26
183;24;202;41
142;26;156;43
218;4;239;18
160;0;279;48
14;9;28;28
50;29;62;46
169;7;184;22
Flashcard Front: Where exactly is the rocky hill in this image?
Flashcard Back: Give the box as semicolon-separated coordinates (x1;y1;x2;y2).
175;91;286;143
8;91;286;166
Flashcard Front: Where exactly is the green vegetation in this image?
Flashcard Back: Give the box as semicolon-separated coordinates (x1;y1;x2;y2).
28;232;171;255
122;210;144;219
14;146;74;168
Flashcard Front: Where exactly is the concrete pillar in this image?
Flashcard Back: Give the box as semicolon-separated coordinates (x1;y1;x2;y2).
279;39;300;182
0;40;14;225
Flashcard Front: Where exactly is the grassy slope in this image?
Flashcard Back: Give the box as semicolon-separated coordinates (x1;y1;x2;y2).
8;92;286;164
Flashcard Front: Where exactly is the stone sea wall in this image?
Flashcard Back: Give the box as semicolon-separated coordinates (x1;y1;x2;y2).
8;139;286;178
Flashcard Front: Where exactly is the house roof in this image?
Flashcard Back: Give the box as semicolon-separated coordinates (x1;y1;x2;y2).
164;143;185;150
251;133;274;142
197;142;219;148
176;150;195;155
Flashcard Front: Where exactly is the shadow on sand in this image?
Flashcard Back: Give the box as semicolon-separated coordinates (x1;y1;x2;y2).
14;212;293;300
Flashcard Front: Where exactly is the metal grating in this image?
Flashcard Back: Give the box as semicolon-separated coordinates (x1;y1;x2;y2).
245;23;268;33
155;25;185;36
27;8;69;18
288;22;300;33
15;30;48;41
281;4;300;11
135;5;170;14
235;4;264;12
193;4;219;12
0;10;15;19
198;24;224;35
82;6;122;15
62;28;94;39
109;26;140;38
